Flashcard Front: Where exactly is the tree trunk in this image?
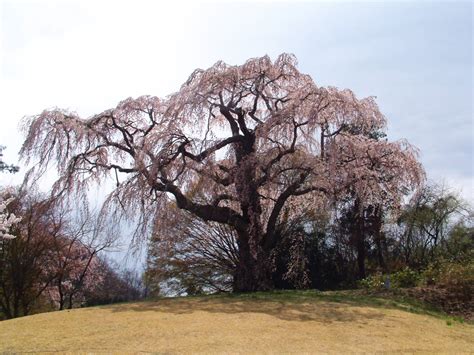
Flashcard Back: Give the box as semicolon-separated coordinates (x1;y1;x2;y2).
58;284;65;310
233;230;273;292
352;201;366;280
67;293;74;309
356;233;366;280
232;136;274;292
374;233;386;271
372;210;387;272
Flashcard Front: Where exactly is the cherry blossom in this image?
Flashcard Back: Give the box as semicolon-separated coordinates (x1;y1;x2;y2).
0;193;21;239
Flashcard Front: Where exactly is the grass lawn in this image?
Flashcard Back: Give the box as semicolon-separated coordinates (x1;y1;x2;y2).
1;290;473;353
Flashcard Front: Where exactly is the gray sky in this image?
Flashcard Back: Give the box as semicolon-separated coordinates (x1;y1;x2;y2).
1;0;473;201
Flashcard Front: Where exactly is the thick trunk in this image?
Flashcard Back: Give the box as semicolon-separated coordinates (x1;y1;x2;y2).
233;230;273;292
232;134;274;292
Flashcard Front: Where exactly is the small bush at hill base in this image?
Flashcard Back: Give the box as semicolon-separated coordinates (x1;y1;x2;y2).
358;268;421;290
422;261;474;300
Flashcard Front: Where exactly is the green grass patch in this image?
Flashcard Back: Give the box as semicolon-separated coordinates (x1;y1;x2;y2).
174;288;467;324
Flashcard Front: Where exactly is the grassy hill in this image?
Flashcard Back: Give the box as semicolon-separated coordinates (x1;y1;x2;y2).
1;290;473;353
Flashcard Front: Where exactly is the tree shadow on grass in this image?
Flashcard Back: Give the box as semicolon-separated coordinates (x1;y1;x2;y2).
106;291;389;324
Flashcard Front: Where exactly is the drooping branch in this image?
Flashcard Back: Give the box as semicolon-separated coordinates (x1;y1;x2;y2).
264;171;311;250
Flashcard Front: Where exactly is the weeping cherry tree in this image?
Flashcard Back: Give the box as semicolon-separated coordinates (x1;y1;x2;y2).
20;54;423;291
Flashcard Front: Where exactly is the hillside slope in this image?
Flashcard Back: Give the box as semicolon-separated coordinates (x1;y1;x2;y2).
1;291;473;353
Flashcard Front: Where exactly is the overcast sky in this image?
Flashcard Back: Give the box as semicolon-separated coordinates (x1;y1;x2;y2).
1;0;472;199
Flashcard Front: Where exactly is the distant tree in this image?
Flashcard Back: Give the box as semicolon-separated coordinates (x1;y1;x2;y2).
1;146;20;240
394;183;472;267
0;194;21;240
0;146;19;174
20;54;423;291
0;189;58;318
444;216;473;263
0;188;116;318
85;258;144;305
147;203;237;295
47;206;116;310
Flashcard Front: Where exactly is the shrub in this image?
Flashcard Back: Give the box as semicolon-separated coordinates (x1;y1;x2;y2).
422;260;474;300
358;268;421;290
391;267;421;288
358;273;386;290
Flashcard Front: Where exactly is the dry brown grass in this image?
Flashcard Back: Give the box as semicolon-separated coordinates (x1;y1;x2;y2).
1;294;473;354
